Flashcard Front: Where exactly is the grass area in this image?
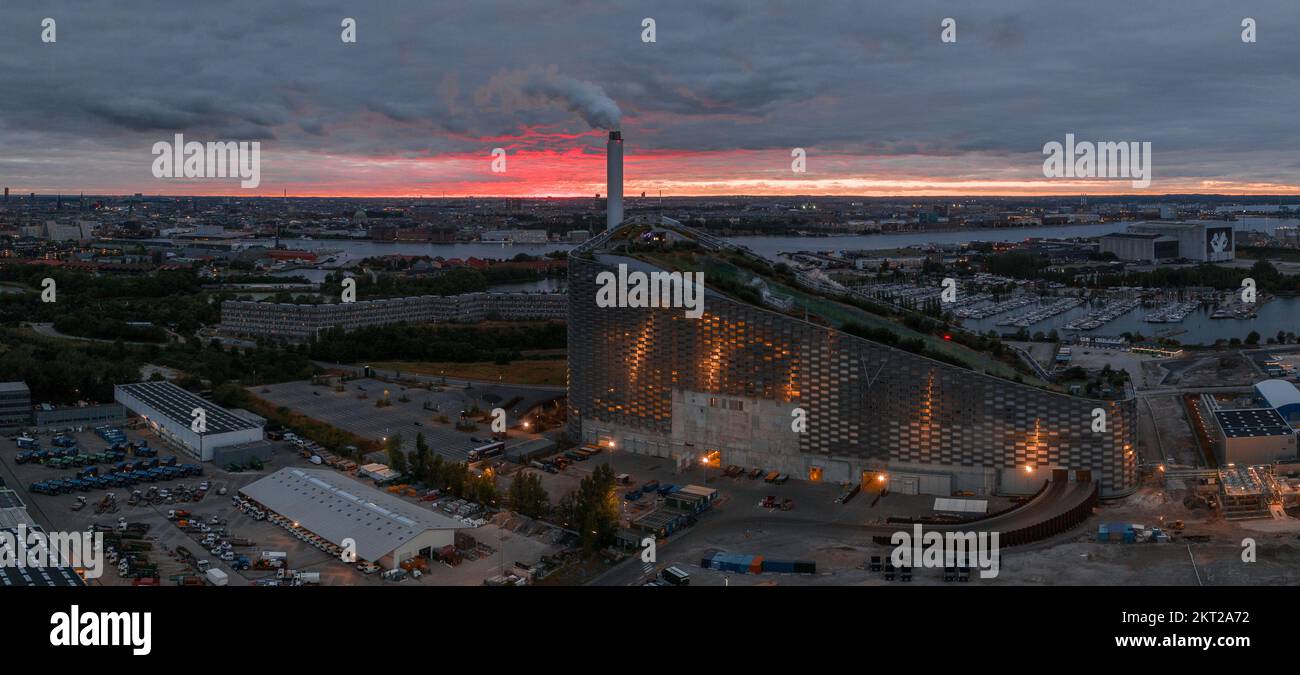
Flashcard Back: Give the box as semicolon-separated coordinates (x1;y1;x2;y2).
373;360;568;386
1238;245;1300;262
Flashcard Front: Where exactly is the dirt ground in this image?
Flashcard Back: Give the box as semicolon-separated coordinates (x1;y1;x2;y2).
1151;352;1259;388
662;485;1300;587
1138;395;1202;467
577;452;1300;587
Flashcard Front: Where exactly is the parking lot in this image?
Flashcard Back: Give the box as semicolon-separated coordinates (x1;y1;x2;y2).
254;378;553;461
1;424;565;586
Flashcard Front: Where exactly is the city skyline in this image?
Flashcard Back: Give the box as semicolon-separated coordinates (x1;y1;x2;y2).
5;1;1300;197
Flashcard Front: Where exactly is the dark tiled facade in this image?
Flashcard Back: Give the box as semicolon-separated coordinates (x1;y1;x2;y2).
567;218;1138;497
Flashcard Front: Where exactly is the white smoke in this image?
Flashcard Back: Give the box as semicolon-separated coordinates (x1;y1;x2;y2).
477;67;622;130
523;73;622;130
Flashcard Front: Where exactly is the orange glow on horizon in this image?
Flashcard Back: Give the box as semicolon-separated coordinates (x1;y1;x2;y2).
28;140;1300;198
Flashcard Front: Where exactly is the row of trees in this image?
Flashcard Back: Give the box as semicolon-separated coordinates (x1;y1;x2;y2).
0;266;220;337
384;435;620;553
0;328;142;404
386;434;498;506
309;322;566;364
1096;260;1300;293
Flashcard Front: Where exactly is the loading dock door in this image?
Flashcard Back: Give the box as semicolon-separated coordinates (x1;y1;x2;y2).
824;460;851;484
889;474;919;495
890;472;951;496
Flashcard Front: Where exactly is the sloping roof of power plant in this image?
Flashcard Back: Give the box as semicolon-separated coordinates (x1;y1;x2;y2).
239;468;460;561
115;381;260;435
1255;379;1300;412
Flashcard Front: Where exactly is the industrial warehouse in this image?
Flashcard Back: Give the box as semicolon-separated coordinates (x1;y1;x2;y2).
238;467;462;570
1207;407;1297;466
1099;221;1237;262
114;382;264;461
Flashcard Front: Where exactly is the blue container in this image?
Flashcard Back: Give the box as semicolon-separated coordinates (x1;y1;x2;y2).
721;554;755;573
762;559;796;574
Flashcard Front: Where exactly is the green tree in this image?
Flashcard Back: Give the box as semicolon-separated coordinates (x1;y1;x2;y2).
507;471;550;518
386;435;408;475
410;433;431;482
559;463;620;553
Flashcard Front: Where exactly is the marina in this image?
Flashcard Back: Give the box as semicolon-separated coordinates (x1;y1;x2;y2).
952;295;1037;319
1142;301;1200;324
995;297;1086;328
1063;297;1143;331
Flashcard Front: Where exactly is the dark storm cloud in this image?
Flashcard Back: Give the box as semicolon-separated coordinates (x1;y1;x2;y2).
3;0;1300;189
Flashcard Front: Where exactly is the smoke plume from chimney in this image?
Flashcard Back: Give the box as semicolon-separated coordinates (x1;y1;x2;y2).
521;72;622;130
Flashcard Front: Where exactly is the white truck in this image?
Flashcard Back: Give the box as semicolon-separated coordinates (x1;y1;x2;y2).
205;568;229;586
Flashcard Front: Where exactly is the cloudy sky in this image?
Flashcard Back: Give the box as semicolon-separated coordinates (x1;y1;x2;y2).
3;0;1300;197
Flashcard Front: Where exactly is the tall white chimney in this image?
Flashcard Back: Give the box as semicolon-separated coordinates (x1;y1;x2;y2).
606;130;623;230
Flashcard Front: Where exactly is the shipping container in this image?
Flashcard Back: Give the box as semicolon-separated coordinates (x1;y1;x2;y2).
762;559;797;574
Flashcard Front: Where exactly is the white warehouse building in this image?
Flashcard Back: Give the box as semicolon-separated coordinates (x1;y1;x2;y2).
114;382;263;461
240;467;461;570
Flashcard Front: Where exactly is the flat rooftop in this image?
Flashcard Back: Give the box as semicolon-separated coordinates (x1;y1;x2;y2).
115;381;260;435
1213;408;1294;438
0;381;30;394
239;467;460;561
0;527;86;587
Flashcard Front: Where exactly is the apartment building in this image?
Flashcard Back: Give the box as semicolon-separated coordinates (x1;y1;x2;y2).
220;292;566;342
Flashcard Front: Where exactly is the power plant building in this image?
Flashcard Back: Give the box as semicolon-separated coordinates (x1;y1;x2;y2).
567;217;1139;497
